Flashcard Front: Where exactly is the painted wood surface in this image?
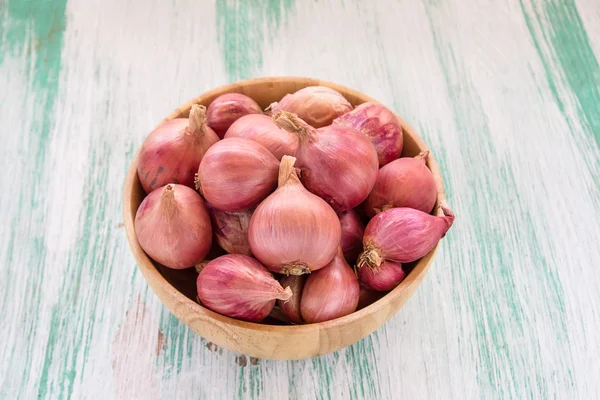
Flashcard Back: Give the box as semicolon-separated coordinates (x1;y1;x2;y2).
1;0;599;398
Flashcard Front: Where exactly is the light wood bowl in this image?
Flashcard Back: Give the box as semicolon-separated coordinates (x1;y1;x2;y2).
123;77;447;360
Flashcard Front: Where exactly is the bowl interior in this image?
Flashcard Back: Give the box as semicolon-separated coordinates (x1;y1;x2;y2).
124;76;445;334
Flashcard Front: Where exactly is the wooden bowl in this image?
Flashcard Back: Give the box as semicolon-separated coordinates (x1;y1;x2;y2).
123;77;447;360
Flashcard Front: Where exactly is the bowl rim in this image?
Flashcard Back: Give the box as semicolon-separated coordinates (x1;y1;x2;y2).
123;76;446;334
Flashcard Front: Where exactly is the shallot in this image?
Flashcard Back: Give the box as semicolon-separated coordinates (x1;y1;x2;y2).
300;247;360;323
196;254;292;322
274;113;379;211
357;259;406;291
269;86;352;128
337;209;364;264
357;286;385;310
205;202;253;256
358;203;455;266
224;113;299;160
248;155;341;275
333;102;403;167
364;151;437;217
135;184;212;269
277;275;306;324
197;138;279;211
137;105;219;193
206;93;262;138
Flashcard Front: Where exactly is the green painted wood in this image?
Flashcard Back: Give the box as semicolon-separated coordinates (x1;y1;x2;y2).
1;0;599;399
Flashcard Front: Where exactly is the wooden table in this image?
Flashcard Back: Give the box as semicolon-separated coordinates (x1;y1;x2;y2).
2;0;599;398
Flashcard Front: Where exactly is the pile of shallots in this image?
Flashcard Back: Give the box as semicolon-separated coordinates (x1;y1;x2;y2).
134;86;455;324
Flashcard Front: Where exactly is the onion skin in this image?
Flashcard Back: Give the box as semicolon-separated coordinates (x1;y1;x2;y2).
337;209;364;264
357;286;386;310
333;102;403;167
293;123;379;211
277;275;306;324
137;105;219;193
205;202;253;256
358;203;455;265
248;155;341;275
135;184;212;269
269;86;353;128
364;151;437;217
357;259;406;291
300;248;360;323
197;138;279;212
224;114;299;160
196;254;292;322
206;93;263;138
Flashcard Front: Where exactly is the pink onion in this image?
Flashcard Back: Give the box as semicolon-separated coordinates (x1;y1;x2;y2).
205;202;253;256
135;184;212;269
137;105;219;193
196;254;292;322
277;275;306;324
197;138;279;211
300;247;360;323
364;151;437;217
224;113;299;160
206;93;263;138
333;102;403;167
274;114;379;211
357;286;385;310
269;86;353;128
248;155;341;275
357;259;406;291
358;203;455;265
337;209;364;264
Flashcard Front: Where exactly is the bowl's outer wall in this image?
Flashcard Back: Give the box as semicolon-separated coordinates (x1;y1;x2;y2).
123;77;447;360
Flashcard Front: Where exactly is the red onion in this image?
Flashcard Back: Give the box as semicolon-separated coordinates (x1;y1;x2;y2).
357;286;385;310
337;209;364;264
205;202;253;256
275;114;378;211
248;155;341;275
206;93;263;138
333;102;403;167
137;105;219;193
277;275;306;324
196;254;292;322
358;203;455;265
269;86;353;128
364;151;437;217
300;248;360;323
224;113;299;160
135;184;212;269
197;138;279;211
357;259;406;291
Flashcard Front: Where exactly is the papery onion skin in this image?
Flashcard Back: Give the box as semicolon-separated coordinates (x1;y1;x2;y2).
277;275;306;324
358;203;455;265
300;248;360;323
205;202;253;256
196;254;292;322
137;105;219;193
248;155;341;275
293;123;379;211
135;184;212;269
224;114;299;160
357;259;406;291
333;102;403;167
206;93;263;138
197;138;279;212
357;286;386;310
269;86;353;128
364;151;436;217
337;209;365;264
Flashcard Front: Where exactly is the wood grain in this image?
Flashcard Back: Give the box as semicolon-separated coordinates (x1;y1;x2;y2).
1;0;599;398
